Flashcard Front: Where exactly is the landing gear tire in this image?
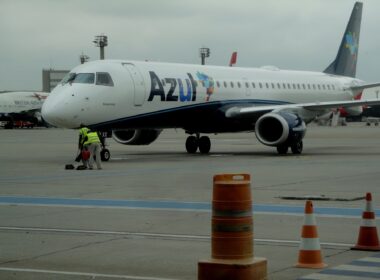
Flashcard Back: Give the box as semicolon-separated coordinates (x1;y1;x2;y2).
198;136;211;154
101;148;111;161
276;145;288;155
291;141;303;154
186;136;198;154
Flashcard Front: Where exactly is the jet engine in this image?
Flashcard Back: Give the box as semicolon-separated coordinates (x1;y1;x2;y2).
339;106;363;117
112;129;162;145
255;112;306;147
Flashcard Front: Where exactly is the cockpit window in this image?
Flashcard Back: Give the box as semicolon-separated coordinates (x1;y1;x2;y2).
72;73;95;84
61;72;76;85
96;72;114;86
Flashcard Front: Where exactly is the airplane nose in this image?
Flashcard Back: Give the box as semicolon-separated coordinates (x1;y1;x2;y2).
42;94;77;128
41;97;61;127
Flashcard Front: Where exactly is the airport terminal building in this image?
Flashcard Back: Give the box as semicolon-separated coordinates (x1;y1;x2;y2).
42;69;69;92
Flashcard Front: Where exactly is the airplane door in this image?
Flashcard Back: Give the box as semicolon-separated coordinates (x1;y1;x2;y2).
123;63;146;106
243;78;251;97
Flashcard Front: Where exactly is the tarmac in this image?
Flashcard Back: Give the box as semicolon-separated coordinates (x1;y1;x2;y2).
0;122;380;279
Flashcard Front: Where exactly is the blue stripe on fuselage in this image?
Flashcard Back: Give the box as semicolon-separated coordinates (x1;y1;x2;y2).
91;99;292;131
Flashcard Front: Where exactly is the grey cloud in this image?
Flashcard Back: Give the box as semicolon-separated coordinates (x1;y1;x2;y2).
1;0;379;90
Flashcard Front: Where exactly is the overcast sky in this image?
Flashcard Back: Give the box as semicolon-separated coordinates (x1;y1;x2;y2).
1;0;379;91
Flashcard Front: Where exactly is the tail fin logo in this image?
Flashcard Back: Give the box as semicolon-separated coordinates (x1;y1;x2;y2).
345;32;358;56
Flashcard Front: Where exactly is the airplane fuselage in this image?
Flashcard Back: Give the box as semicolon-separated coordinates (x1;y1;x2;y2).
42;60;362;133
0;91;49;125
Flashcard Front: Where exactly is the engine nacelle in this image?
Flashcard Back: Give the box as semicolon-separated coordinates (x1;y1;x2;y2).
112;129;162;145
339;106;363;117
255;112;306;146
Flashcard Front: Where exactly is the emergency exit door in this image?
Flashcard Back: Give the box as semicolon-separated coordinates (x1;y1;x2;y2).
123;63;146;106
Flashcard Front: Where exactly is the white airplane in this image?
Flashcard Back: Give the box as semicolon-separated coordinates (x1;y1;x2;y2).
42;2;380;156
0;91;49;128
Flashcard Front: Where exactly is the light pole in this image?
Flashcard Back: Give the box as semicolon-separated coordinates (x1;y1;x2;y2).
79;54;90;64
93;34;108;60
199;47;210;65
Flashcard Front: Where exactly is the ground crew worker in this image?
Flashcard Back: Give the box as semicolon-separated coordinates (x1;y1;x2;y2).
83;130;102;170
78;124;90;168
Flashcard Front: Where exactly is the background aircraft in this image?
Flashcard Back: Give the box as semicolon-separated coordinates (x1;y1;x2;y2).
42;2;380;156
0;91;49;128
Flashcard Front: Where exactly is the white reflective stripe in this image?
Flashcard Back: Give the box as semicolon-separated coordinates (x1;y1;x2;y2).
303;214;316;225
300;274;375;280
337;264;380;273
365;201;374;212
300;237;321;250
359;257;380;263
361;218;376;227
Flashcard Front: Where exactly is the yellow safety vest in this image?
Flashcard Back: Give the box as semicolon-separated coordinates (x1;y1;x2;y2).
84;132;101;145
79;127;89;136
79;127;90;146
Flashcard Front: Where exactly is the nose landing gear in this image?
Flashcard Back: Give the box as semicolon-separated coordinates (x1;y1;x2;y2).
100;148;111;161
185;133;211;154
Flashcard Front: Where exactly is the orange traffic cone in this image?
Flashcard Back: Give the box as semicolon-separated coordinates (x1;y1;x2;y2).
351;193;380;251
295;200;327;269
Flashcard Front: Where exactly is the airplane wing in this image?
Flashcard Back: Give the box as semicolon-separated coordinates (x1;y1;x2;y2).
225;98;380;119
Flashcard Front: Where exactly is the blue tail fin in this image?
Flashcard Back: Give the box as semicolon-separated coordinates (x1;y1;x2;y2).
324;2;362;78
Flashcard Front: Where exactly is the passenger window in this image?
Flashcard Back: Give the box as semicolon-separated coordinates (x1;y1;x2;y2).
302;84;306;89
308;84;311;89
327;85;330;90
96;72;114;86
73;73;95;84
297;84;300;90
224;81;227;88
318;85;321;90
271;83;275;89
245;82;249;88
283;83;286;89
313;84;316;90
277;83;281;89
237;82;241;88
216;81;220;88
332;85;336;90
266;83;269;88
287;84;291;89
259;83;263;89
252;82;256;88
230;82;234;88
322;85;326;90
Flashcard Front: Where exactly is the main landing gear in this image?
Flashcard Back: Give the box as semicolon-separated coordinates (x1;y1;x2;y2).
276;141;303;155
185;133;211;154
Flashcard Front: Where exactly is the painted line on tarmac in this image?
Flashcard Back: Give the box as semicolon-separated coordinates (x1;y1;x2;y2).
0;267;177;280
299;253;380;280
0;226;353;247
0;195;378;217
